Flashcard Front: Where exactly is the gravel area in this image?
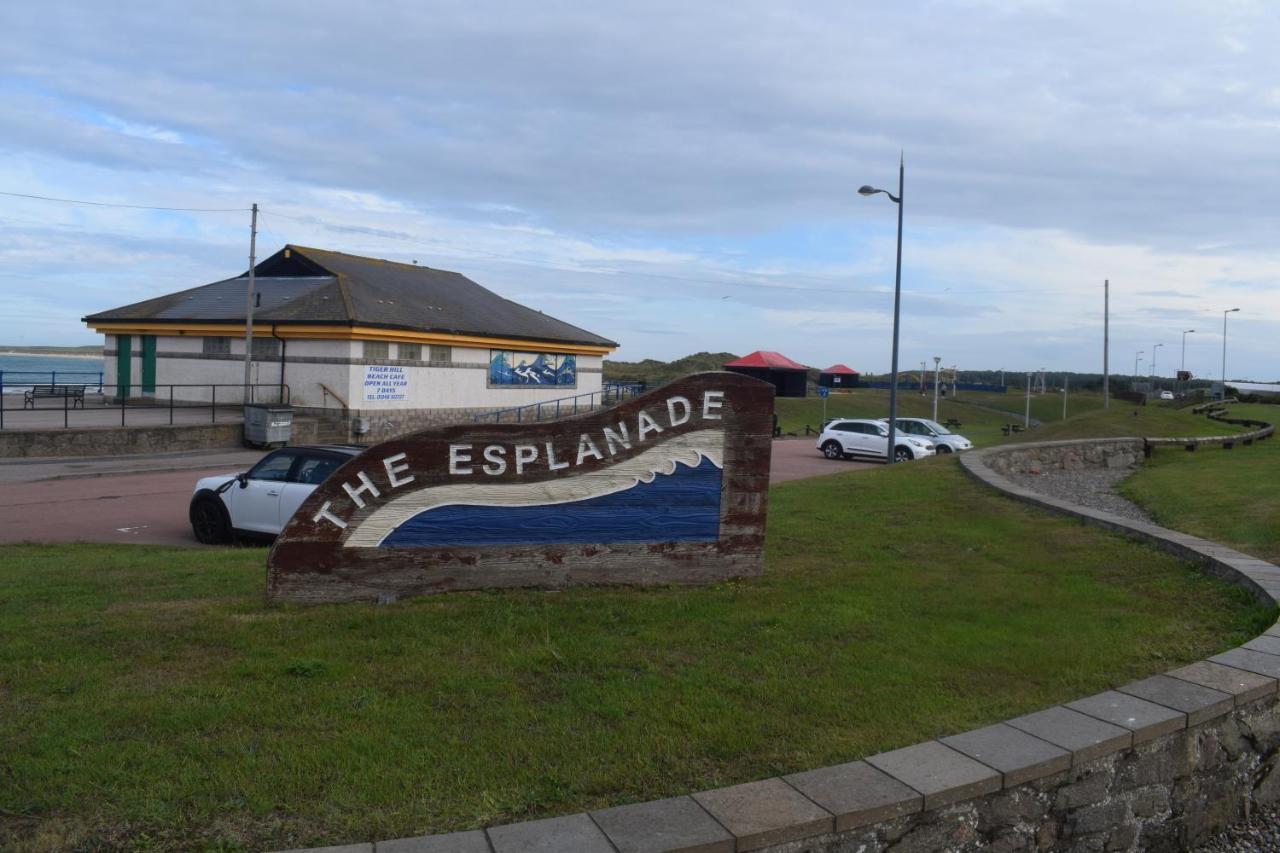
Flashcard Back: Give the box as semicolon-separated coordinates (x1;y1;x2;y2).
1193;803;1280;852
1008;466;1154;523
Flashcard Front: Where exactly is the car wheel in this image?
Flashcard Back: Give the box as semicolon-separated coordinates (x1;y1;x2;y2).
190;496;232;545
822;440;844;460
894;446;913;463
935;444;953;454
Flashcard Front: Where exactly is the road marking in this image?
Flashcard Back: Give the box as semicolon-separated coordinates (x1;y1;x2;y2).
115;525;151;533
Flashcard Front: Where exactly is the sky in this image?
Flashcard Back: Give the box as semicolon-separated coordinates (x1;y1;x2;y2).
1;1;1278;380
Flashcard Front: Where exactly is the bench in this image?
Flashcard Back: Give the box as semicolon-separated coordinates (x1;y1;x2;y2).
23;384;87;409
944;418;962;429
1000;423;1026;436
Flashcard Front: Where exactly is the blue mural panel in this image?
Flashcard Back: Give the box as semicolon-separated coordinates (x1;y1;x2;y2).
381;455;722;547
490;350;577;386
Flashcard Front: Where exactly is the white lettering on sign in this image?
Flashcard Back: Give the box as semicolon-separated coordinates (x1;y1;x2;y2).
383;452;415;488
342;471;382;509
482;445;507;475
362;365;410;402
309;389;734;532
448;445;473;475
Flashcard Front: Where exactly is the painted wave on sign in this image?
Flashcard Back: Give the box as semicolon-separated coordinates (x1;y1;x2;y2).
342;429;724;548
381;455;721;547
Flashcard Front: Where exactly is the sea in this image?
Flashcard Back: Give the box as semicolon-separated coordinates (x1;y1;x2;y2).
0;353;106;392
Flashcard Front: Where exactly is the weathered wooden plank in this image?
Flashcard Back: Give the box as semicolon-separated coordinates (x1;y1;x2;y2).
267;371;775;603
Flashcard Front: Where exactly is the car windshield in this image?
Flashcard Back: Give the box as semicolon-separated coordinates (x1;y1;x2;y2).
919;419;951;435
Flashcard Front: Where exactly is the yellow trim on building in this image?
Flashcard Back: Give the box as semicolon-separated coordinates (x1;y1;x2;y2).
86;322;616;356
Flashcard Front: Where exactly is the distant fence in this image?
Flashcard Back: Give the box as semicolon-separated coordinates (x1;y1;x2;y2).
473;383;644;424
858;381;1007;394
0;379;289;429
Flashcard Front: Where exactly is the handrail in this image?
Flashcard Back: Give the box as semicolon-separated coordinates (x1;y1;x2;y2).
319;382;350;413
472;384;643;424
0;382;290;430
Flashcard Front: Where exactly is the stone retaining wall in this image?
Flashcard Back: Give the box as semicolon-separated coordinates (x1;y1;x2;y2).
281;431;1280;853
0;422;266;458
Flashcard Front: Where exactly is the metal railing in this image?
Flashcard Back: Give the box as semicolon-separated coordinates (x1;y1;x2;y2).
0;377;290;430
472;383;644;424
0;369;104;391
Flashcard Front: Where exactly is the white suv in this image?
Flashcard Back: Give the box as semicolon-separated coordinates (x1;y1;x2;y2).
883;418;974;454
189;445;361;543
817;418;936;463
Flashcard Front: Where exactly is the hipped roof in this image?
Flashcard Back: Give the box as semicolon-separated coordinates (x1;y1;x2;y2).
724;351;808;371
821;364;860;375
84;245;617;349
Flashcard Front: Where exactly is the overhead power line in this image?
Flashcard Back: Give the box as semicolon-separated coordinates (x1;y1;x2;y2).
0;189;248;213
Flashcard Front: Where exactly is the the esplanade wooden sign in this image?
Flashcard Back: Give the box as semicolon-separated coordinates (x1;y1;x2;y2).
267;372;774;603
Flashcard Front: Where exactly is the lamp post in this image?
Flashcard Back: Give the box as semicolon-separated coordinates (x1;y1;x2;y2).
1024;373;1031;428
1151;343;1163;390
1134;351;1143;389
932;355;941;422
1222;308;1240;398
859;155;905;464
1181;329;1195;395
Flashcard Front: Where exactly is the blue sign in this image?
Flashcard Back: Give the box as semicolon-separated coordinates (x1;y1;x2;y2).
818;386;829;398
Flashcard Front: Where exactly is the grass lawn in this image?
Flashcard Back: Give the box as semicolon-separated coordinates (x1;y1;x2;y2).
1120;403;1280;564
2;459;1272;852
774;389;1016;448
1008;401;1248;443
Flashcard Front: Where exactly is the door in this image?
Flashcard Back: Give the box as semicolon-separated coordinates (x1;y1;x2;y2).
115;334;132;401
140;335;157;395
864;423;889;458
226;450;299;533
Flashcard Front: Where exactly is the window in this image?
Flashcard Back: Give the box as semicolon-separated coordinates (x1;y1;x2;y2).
429;344;451;363
251;338;280;359
398;343;422;361
364;341;389;360
203;336;231;355
292;454;347;485
246;450;298;482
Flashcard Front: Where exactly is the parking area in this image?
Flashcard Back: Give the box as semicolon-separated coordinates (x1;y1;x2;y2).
0;439;875;546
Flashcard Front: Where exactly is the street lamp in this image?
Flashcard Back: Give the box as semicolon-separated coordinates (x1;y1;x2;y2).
1222;308;1240;398
1181;329;1195;394
932;355;942;421
859;155;905;464
1151;343;1163;387
1134;351;1143;388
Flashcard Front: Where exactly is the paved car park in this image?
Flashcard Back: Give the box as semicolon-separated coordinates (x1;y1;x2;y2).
0;440;875;546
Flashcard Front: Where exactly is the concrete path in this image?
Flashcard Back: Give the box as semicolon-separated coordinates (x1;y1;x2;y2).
768;437;878;483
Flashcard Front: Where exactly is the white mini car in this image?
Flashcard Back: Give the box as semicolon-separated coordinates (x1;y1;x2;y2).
883;417;974;454
1159;390;1175;400
816;418;936;463
189;445;361;543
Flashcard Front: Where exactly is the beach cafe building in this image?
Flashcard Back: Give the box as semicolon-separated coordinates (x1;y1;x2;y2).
83;245;618;439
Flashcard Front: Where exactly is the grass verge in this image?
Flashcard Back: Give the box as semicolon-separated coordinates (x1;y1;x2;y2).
1;459;1272;851
1120;403;1280;563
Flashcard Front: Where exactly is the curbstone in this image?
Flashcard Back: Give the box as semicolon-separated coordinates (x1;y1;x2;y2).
591;796;733;853
1210;647;1280;679
486;813;614;853
941;723;1072;788
1116;675;1233;726
1066;691;1185;744
784;759;923;832
1006;706;1132;766
377;831;491;852
1165;660;1277;707
691;778;833;852
865;740;1001;810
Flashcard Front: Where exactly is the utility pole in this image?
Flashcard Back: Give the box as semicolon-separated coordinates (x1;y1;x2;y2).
952;364;959;398
242;203;259;404
1024;373;1031;428
920;361;927;394
932;355;941;421
1062;374;1068;420
1103;280;1110;409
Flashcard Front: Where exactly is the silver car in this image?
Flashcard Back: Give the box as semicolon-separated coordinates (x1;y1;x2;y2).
882;418;974;454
